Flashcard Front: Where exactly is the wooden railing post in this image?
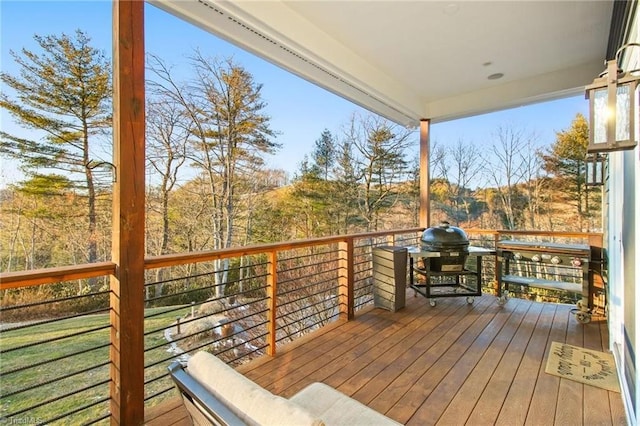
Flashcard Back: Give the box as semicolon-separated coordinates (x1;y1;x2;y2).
494;232;500;294
266;251;277;356
111;1;145;424
338;239;355;320
386;234;395;246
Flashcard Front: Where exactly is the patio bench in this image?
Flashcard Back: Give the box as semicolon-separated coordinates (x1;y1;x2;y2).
168;351;402;426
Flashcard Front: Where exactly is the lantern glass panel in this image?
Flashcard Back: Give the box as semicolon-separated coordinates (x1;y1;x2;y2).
593;88;608;144
616;83;631;141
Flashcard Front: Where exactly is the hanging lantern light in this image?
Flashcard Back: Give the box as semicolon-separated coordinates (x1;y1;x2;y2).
585;44;640;153
585;153;605;186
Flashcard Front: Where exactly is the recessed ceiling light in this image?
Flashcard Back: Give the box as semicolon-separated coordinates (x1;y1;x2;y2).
443;3;459;16
488;73;504;80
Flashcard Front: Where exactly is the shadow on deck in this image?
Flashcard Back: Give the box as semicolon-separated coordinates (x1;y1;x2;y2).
145;291;626;425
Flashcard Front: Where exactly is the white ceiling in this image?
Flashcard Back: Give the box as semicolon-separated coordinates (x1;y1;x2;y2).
149;0;614;127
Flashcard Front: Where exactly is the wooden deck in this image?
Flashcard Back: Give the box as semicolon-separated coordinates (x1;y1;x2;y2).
145;291;627;425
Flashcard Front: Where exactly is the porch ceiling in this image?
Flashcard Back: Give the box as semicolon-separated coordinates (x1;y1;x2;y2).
148;0;614;127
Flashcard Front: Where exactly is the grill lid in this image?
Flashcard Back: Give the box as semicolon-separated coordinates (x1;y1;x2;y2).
421;222;469;251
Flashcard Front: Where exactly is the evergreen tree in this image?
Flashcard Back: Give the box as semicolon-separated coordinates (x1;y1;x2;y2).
332;140;361;233
290;160;340;238
311;129;335;180
0;30;112;269
541;113;594;230
188;53;279;248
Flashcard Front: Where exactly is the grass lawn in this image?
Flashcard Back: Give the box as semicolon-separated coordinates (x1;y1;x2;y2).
0;306;191;425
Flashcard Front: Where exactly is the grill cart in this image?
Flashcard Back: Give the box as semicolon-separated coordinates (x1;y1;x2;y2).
497;240;593;323
409;223;495;306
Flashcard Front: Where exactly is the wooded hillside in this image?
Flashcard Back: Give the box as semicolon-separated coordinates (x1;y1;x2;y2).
0;31;602;275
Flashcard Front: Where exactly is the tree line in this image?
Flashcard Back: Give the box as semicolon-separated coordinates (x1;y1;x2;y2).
0;30;601;280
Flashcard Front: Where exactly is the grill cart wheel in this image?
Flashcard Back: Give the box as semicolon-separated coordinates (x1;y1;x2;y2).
575;311;591;324
497;291;510;306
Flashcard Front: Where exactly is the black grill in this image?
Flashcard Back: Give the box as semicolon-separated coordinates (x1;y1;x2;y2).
420;222;469;272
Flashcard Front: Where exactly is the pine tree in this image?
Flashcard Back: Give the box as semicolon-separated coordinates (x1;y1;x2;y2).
541;113;593;230
332;140;361;233
0;30;112;269
311;129;335;180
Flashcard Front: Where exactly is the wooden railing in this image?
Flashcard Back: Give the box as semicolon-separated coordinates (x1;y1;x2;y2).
0;262;117;290
0;228;423;423
1;228;602;291
0;228;604;423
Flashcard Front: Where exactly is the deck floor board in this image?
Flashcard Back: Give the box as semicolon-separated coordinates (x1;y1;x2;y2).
145;291;627;426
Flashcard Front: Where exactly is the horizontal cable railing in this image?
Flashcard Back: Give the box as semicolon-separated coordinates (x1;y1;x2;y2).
141;254;272;408
139;229;426;412
0;227;603;422
275;244;341;346
0;279;112;425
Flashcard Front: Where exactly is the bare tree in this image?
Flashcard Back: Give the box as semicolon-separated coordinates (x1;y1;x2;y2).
406;155;421;225
143;76;190;299
429;140;447;180
519;136;547;229
433;139;484;224
483;125;534;229
148;52;279;297
344;113;412;231
145;96;189;256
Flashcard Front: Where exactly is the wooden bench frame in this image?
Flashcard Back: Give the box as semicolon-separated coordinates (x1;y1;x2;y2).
168;361;245;426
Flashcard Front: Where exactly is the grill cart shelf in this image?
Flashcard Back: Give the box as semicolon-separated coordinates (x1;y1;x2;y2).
496;240;592;323
408;246;495;306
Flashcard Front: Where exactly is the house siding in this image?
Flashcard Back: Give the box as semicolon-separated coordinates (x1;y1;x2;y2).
609;11;640;424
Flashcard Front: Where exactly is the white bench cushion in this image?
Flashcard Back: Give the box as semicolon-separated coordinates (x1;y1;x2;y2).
187;352;324;426
290;382;402;426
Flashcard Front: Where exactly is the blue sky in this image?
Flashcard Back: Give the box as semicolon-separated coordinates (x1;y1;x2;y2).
1;1;589;185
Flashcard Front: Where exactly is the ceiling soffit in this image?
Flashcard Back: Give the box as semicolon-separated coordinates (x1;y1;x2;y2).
148;0;420;126
149;0;614;127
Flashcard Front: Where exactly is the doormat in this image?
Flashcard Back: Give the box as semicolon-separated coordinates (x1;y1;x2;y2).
545;341;620;392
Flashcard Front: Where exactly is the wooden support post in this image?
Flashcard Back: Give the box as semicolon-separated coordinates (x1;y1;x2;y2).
419;119;431;228
338;239;355;320
111;1;145;424
266;251;277;356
